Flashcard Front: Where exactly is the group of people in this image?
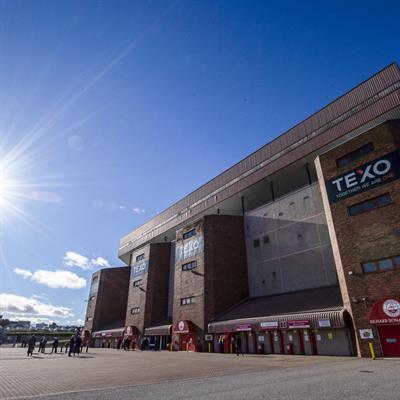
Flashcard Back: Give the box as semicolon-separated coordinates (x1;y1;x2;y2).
116;336;152;351
26;334;85;357
218;335;244;356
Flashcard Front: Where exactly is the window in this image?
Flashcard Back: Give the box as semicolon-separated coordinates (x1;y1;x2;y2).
133;279;143;287
130;307;140;314
183;228;196;240
136;253;145;262
92;276;98;283
263;235;270;244
182;261;197;271
362;255;400;274
89;296;95;302
348;194;391;216
180;296;196;306
86;317;92;322
336;142;374;168
253;238;260;248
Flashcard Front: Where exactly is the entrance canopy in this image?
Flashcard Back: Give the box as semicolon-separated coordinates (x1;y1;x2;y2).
208;286;347;333
369;297;400;324
145;325;172;336
92;328;124;338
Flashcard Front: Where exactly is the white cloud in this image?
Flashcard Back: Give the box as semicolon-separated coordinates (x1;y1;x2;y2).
14;268;86;289
91;257;110;268
132;207;146;214
63;251;90;270
63;251;111;270
14;268;33;279
0;293;73;318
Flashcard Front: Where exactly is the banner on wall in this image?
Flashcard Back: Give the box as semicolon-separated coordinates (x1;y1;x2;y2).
175;236;204;262
325;150;400;204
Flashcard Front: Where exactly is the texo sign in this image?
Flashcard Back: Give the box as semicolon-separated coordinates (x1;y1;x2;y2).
131;260;148;277
325;151;400;203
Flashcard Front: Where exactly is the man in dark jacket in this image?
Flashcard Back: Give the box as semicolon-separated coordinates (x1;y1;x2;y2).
51;338;59;354
235;335;244;356
74;336;82;356
27;335;36;357
68;336;75;357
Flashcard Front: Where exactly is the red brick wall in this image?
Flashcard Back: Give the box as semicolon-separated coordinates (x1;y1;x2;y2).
85;267;130;333
173;215;248;351
316;120;400;357
125;243;171;334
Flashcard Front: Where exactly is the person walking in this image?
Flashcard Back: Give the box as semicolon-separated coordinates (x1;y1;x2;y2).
74;336;82;357
41;337;47;353
218;335;225;353
235;335;244;356
27;335;36;357
51;337;59;354
68;335;75;357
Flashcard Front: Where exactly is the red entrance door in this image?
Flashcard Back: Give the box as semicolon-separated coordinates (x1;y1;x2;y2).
378;325;400;357
180;334;196;351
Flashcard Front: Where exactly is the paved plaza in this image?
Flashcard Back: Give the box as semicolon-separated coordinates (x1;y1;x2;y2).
0;347;399;399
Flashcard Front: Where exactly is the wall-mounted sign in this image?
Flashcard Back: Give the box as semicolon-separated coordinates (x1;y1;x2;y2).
288;320;310;329
205;334;213;341
325;150;400;203
236;323;252;332
176;236;204;262
131;260;148;277
260;321;279;330
318;319;331;328
359;329;374;339
369;297;400;324
258;335;265;342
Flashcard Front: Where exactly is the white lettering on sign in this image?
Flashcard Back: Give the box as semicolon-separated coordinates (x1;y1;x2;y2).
131;260;148;277
175;236;204;262
332;160;391;192
318;319;331;328
326;151;400;203
260;321;279;329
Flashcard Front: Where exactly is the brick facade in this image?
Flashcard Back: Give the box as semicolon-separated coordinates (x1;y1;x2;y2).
125;243;171;335
315;120;400;357
84;267;131;334
172;215;248;351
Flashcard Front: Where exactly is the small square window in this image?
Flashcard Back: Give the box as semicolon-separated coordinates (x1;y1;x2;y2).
263;235;269;244
362;262;377;273
253;239;260;248
395;256;400;268
378;259;394;271
136;253;145;262
377;194;391;207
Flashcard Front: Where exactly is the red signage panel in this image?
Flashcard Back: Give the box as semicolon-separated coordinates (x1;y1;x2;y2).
369;298;400;325
288;320;310;329
236;323;252;332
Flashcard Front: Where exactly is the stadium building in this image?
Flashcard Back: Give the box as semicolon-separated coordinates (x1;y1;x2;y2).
85;63;400;357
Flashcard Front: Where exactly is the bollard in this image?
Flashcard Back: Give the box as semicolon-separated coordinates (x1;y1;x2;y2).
230;343;233;354
208;342;211;353
369;342;376;360
186;342;189;352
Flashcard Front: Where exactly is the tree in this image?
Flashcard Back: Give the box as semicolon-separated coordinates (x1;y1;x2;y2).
0;319;10;328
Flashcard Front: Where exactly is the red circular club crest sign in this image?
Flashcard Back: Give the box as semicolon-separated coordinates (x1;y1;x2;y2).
383;299;400;318
369;297;400;324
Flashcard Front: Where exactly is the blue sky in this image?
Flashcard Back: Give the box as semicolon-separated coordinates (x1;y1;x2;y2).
0;0;399;326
